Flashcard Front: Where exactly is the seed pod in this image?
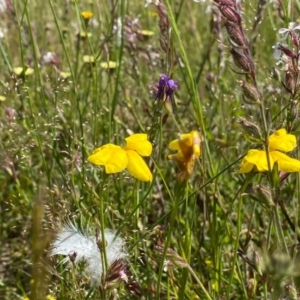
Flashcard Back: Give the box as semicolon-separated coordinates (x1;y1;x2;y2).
238;118;263;142
239;81;261;103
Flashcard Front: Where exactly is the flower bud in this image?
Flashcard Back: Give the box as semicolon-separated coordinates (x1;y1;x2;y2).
231;48;252;72
225;22;246;47
239;81;261;103
278;44;298;59
238;118;263;142
279;171;290;185
219;5;241;24
254;185;275;207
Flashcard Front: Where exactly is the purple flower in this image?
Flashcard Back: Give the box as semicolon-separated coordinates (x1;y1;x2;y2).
155;73;178;101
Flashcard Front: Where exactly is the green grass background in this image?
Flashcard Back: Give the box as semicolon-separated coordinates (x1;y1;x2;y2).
1;0;300;299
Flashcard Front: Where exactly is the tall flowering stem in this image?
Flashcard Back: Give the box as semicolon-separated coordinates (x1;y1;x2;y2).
164;0;214;175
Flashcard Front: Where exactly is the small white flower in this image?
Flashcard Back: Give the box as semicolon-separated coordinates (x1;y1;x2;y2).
278;22;300;41
42;52;55;64
50;222;127;286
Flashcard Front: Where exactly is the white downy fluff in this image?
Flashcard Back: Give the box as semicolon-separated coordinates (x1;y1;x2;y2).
50;222;126;285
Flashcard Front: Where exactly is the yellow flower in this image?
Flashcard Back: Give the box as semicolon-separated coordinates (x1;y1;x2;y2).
13;67;34;77
83;55;95;64
79;31;92;38
88;134;152;182
239;128;300;173
100;61;117;69
168;130;201;182
46;295;56;300
81;11;93;20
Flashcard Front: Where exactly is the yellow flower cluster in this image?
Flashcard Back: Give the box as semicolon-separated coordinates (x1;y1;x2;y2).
88;130;202;183
88;128;300;182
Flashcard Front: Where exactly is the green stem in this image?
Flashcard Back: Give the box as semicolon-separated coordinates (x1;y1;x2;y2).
164;0;213;172
274;204;288;253
226;175;253;298
155;184;182;300
186;264;213;300
97;175;109;297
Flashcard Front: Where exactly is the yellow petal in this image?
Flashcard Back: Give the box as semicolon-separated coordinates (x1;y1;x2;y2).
169;139;180;150
240;149;274;172
126;150;152;181
269;128;296;152
13;67;23;75
88;144;128;173
100;61;117;69
239;157;255;174
179;132;193;146
191;131;201;157
169;133;193;152
124;134;152;156
270;151;300;172
168;150;186;163
83;55;95;63
25;68;34;75
169;133;192;155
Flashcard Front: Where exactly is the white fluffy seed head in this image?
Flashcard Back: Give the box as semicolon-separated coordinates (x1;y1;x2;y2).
50;222;127;285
